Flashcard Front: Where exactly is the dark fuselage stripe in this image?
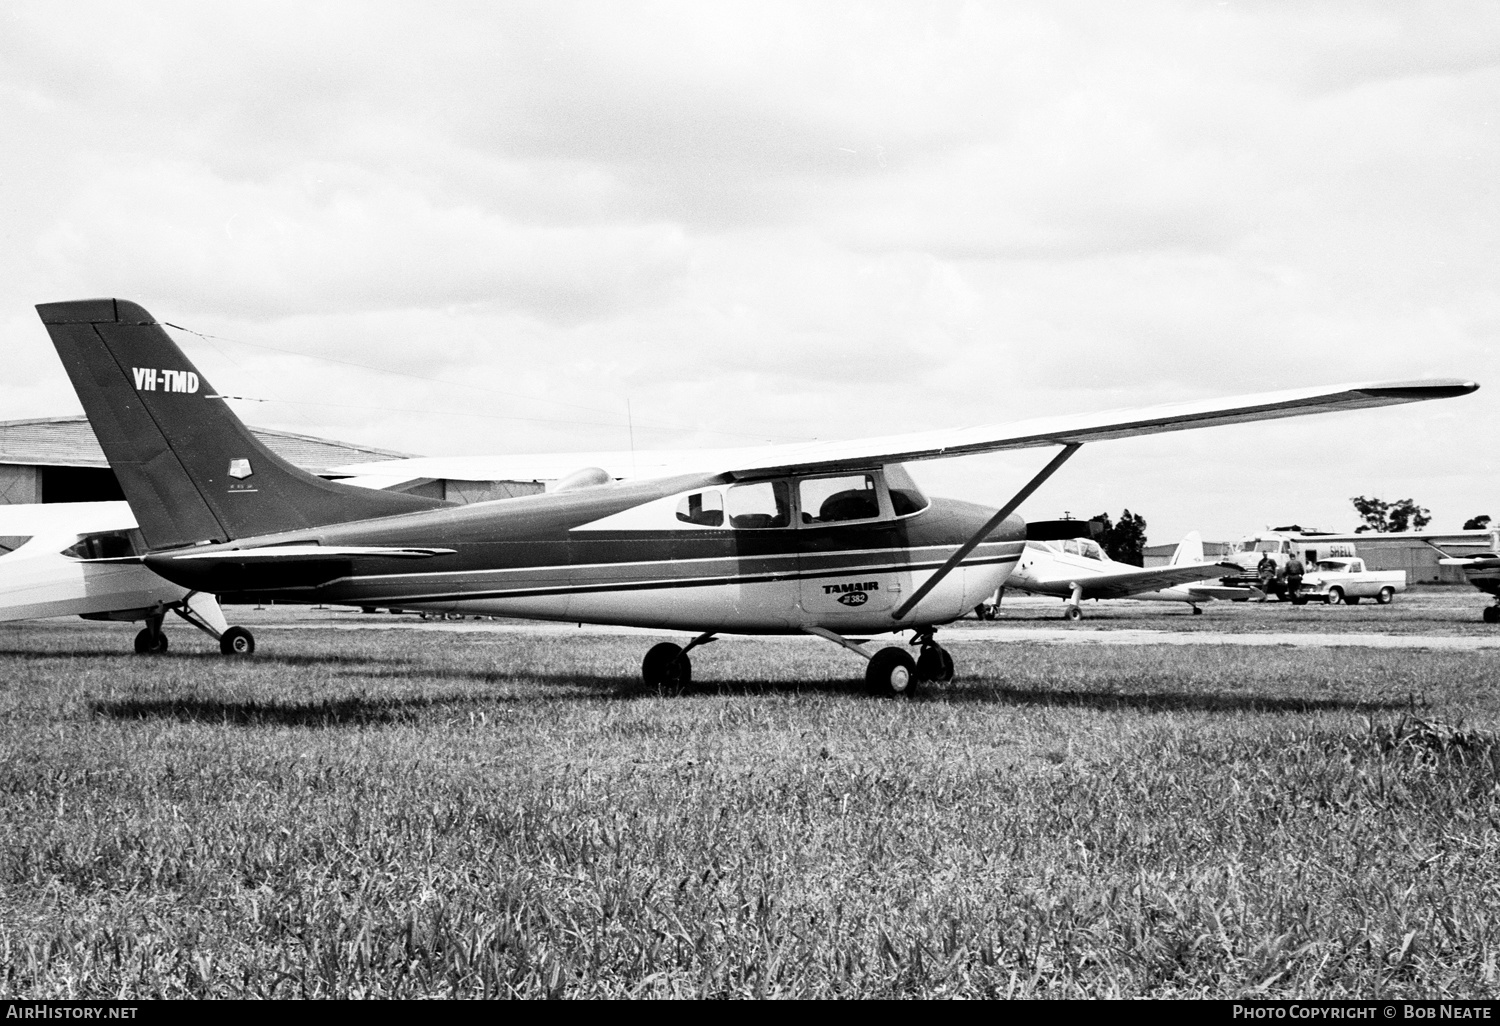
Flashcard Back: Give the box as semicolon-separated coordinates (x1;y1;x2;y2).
313;553;1020;604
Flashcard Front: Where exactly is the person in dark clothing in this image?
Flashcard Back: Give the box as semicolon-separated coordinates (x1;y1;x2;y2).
1256;553;1278;602
1284;553;1305;604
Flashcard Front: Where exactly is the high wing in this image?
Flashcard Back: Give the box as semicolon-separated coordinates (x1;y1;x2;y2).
329;379;1477;484
1075;561;1242;601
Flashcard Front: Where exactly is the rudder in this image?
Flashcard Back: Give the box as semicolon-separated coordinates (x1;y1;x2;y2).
37;298;447;550
1170;530;1205;566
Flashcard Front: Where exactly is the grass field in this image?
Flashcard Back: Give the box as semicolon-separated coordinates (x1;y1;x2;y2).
3;596;1499;998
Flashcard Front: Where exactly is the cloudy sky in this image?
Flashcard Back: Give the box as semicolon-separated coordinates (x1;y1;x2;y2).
1;1;1495;541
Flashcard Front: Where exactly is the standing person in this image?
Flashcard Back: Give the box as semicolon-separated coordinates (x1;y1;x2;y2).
1284;551;1305;604
1256;552;1277;602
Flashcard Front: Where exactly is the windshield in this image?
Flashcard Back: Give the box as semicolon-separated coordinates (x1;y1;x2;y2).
884;464;929;516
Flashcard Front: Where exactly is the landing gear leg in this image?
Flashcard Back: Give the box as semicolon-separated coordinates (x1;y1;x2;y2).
910;627;955;682
170;592;256;656
133;609;168;654
1063;583;1084;621
640;632;715;692
802;626;920;698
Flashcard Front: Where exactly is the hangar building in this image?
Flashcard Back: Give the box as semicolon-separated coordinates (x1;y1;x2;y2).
1144;531;1495;584
0;416;544;506
1289;531;1494;585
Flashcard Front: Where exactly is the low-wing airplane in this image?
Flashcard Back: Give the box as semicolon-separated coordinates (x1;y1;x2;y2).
0;501;230;651
1003;526;1240;618
35;298;1477;694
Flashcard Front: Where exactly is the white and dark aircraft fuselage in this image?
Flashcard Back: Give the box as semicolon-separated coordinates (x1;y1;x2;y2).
141;469;1022;635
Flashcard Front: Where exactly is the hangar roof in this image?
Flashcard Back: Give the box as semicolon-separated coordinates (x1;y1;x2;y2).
0;416;417;475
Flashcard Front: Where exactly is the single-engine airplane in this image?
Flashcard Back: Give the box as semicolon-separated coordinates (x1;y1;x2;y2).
0;500;229;650
1003;526;1240;618
35;298;1478;694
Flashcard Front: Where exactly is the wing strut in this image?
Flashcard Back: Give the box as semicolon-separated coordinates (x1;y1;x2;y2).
893;443;1082;622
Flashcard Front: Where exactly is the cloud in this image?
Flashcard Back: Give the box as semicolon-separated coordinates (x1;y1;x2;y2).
0;0;1496;539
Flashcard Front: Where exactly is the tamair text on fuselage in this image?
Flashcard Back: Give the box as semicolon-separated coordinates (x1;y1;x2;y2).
824;580;879;607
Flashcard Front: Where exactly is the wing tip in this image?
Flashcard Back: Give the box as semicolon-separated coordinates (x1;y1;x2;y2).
1357;379;1479;401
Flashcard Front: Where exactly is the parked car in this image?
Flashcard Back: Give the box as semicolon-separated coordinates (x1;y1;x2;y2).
1293;558;1405;606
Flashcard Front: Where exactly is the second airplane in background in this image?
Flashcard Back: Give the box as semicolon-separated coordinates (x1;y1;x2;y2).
1003;527;1240;618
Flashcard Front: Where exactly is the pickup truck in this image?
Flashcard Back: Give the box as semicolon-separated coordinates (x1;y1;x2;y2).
1293;558;1406;606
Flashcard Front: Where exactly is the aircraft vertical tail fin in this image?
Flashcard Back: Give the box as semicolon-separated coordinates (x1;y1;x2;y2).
1170;530;1205;566
36;299;448;550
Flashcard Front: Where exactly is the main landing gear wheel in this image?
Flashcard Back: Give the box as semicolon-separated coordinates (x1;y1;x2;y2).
642;642;691;692
219;627;255;655
866;647;918;697
133;628;168;654
915;643;954;683
1484;606;1500;624
1063;605;1083;622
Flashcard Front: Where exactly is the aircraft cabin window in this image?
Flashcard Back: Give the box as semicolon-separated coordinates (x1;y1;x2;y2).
726;480;791;529
799;474;879;525
884;463;930;516
675;490;725;527
62;530;144;560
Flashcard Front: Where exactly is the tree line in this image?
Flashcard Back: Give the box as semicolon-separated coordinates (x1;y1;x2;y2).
1082;500;1492;569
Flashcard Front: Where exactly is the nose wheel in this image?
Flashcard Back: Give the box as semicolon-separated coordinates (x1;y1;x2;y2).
133;622;168;654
